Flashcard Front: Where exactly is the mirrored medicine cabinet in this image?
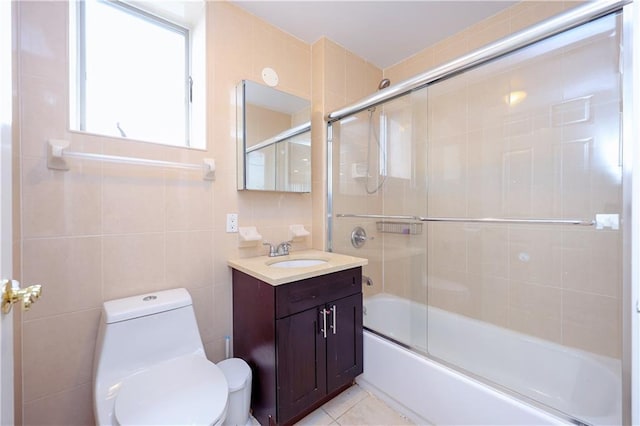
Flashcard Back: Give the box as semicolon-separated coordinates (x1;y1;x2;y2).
236;80;311;193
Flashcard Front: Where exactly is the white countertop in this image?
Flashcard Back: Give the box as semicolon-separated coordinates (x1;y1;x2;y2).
227;249;368;286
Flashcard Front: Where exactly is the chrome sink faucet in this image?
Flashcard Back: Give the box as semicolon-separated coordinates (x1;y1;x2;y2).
263;241;291;257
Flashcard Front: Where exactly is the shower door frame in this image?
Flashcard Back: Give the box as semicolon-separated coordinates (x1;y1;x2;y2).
326;1;638;424
622;2;639;424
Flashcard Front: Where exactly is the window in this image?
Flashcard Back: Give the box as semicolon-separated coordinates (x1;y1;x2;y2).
70;0;202;148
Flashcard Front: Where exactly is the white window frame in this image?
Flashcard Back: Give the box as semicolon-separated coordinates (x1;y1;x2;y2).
72;0;192;147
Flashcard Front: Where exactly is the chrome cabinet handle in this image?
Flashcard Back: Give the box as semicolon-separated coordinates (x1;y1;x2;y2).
330;305;337;334
321;308;328;338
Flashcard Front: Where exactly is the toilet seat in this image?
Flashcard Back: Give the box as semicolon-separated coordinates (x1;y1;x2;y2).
114;355;229;426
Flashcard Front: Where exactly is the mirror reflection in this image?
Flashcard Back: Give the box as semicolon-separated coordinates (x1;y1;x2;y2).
237;80;311;192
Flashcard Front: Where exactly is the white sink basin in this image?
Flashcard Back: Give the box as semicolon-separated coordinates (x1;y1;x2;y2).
269;259;328;268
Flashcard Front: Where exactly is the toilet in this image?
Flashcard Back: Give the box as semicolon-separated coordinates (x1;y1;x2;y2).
93;288;250;426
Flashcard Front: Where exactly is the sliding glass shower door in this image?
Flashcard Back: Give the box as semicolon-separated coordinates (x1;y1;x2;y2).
425;13;623;424
329;10;626;425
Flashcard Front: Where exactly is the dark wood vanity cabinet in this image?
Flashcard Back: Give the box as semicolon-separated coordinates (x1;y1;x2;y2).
232;267;363;426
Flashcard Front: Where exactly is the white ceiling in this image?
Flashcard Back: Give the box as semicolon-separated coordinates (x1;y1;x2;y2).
230;1;518;69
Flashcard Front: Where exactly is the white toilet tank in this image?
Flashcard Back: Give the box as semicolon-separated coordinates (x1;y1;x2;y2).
93;288;211;424
94;288;206;380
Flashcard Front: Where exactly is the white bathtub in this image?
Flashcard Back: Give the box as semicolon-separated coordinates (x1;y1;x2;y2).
359;293;621;425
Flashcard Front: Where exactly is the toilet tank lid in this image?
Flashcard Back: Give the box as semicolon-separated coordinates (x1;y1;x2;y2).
103;288;192;324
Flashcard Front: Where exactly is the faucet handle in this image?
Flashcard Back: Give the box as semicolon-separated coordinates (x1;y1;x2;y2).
277;241;292;255
262;242;277;257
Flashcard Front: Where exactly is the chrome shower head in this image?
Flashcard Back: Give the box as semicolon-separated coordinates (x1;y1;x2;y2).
378;78;391;90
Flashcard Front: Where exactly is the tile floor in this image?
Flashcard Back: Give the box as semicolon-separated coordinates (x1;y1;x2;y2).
293;384;415;426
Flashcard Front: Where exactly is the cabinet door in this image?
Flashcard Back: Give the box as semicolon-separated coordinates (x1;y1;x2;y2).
326;293;363;392
276;306;327;424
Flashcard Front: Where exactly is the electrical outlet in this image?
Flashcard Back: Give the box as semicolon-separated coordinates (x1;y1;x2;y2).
226;213;238;233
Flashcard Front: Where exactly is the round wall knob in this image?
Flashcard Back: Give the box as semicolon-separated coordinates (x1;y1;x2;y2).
351;226;369;248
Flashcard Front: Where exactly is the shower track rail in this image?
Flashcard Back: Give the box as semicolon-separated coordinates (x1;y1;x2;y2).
336;213;595;227
326;0;629;123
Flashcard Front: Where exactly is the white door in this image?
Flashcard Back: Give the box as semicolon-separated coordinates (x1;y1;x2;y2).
0;0;14;424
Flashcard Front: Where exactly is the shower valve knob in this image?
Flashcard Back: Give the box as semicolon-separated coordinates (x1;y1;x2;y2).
351;226;370;248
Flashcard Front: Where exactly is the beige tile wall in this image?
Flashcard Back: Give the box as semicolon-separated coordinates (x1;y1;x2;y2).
15;0;606;423
208;1;313;257
15;1;312;424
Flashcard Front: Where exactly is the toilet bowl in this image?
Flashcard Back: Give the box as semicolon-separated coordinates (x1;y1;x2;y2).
114;355;228;425
93;288;230;425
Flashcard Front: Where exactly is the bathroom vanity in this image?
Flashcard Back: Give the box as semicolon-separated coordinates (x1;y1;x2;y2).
228;251;367;425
